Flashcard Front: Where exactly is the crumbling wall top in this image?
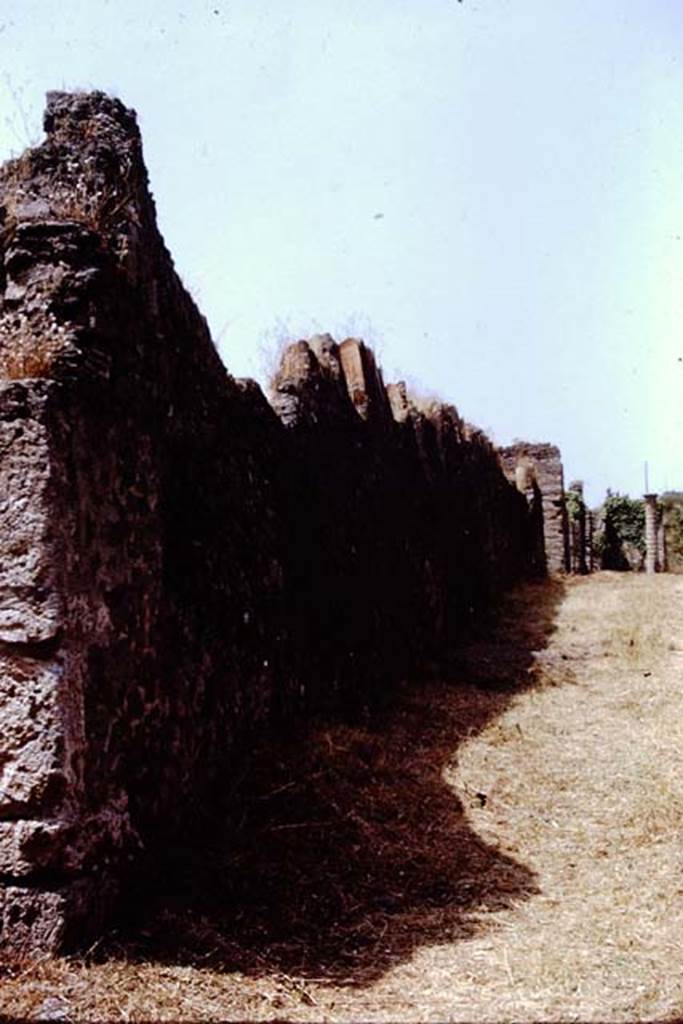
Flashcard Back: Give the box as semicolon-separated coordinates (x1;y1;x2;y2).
43;91;140;142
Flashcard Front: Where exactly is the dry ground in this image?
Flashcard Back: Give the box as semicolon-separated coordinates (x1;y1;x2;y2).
1;572;682;1022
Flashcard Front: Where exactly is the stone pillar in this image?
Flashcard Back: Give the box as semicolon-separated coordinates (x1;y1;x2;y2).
0;380;105;953
387;381;410;423
339;339;369;418
568;480;587;575
515;461;534;494
657;518;668;573
644;493;658;574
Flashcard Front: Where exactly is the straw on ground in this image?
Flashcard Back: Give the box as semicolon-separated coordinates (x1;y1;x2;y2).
1;572;682;1022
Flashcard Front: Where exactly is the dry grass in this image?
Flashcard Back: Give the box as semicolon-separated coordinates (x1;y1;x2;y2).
0;337;66;380
2;572;683;1022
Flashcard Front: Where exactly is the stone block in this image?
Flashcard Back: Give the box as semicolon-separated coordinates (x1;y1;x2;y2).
0;876;117;955
339;338;368;418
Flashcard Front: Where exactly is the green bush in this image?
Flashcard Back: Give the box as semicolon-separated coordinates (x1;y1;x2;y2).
604;494;646;552
594;493;645;571
565;488;585;523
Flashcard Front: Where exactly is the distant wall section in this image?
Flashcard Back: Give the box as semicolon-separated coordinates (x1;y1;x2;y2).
500;442;570;574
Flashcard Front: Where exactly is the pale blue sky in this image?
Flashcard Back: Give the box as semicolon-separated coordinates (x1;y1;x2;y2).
1;1;681;504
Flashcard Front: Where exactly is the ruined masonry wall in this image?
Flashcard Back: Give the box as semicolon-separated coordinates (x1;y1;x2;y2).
499;442;570;574
0;93;547;954
269;335;538;710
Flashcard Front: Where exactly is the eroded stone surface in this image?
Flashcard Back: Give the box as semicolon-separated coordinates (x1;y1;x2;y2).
0;654;69;815
0;793;137;878
0;876;116;954
0;384;62;643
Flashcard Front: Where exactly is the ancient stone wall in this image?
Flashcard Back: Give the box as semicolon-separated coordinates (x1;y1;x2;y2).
499;442;570;574
270;335;537;712
0;92;294;952
0;92;547;953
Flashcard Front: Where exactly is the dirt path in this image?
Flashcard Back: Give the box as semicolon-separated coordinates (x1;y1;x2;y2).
395;573;683;1023
2;573;682;1022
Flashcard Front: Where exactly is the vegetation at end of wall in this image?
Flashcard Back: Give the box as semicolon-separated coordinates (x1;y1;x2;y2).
592;493;645;571
604;494;646;553
565;488;585;523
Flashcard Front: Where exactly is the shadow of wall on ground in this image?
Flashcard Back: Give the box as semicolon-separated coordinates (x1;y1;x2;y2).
102;576;567;988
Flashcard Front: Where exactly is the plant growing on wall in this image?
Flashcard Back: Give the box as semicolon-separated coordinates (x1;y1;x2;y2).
605;494;646;551
594;493;645;570
565;488;585;523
